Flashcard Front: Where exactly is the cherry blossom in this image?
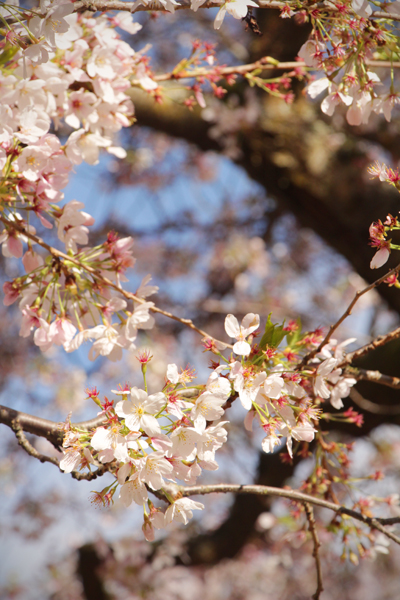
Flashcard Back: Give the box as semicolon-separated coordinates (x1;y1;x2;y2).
165;498;204;525
224;312;260;356
213;0;258;29
137;451;174;490
169;426;203;459
115;387;166;435
313;357;338;399
190;391;226;429
278;406;316;458
261;429;281;454
87;323;128;362
329;374;358;410
233;369;266;411
91;425;131;463
125;303;155;341
119;472;148;507
195;421;229;461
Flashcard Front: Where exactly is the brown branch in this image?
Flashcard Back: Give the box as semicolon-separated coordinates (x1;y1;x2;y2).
5;0;400;26
0;389;198;446
143;59;400;85
304;502;324;600
1;215;231;348
138;58;301;84
72;0;304;15
69;0;400;23
353;368;400;390
179;483;400;545
378;516;400;525
338;324;400;367
0;403;107;447
9;414;111;480
70;464;109;481
11;419;61;467
299;262;400;368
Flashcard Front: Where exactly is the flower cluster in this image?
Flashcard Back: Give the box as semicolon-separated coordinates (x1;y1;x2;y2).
221;313;357;457
60;313;360;539
298;3;400;126
366;213;400;277
0;4;163;358
60;364;231;540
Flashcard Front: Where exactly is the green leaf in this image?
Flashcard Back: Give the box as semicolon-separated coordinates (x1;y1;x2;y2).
285;318;302;347
259;313;286;349
0;44;19;66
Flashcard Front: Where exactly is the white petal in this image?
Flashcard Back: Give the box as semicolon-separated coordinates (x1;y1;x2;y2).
370;247;390;269
233;340;251;356
307;77;330;99
225;314;240;338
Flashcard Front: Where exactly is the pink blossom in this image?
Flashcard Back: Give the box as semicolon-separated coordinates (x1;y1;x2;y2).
3;281;20;306
22;250;44;273
110;12;142;34
370;246;390;269
136;451;174;490
49;318;77;346
33;318;53;351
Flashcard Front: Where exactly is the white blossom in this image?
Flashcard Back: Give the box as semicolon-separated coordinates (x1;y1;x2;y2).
115;387;165;435
165;498;204;525
224;312;260;356
191;391;226;429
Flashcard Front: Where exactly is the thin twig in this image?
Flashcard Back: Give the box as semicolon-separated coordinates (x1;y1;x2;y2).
1;216;231;348
304;502;324;600
299;263;400;368
179;483;400;545
140;59;400;85
338;325;400;367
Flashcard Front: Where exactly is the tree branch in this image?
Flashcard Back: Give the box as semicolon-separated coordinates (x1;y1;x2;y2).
0;404;107;447
133;58;400;87
179;483;400;545
11;419;60;467
9;419;108;480
353;368;400;390
69;0;400;23
304;502;324;600
339;324;400;367
0;390;198;446
299;262;400;367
